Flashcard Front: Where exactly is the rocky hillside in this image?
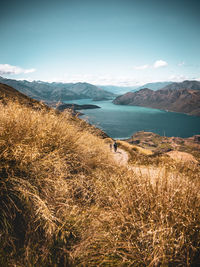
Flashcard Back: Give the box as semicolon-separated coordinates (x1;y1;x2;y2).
125;131;200;162
0;76;114;101
113;84;200;116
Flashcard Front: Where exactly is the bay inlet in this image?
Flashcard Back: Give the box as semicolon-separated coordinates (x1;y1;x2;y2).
64;99;200;139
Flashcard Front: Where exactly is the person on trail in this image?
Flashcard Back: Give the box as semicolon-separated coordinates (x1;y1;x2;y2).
110;143;112;151
113;141;118;152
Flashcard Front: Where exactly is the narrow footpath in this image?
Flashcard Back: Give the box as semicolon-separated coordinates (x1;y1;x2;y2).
112;148;129;166
112;147;183;183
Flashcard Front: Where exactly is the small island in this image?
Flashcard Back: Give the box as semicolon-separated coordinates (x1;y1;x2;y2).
57;103;101;111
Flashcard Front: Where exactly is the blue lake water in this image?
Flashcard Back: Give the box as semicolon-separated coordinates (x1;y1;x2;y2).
64;99;200;139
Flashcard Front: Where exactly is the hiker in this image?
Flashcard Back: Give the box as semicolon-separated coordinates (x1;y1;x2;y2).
110;143;112;151
113;141;117;152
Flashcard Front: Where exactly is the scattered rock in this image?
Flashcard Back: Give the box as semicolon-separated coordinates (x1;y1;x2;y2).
194;135;200;143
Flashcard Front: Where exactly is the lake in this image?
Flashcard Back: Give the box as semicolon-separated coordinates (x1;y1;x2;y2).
64;99;200;139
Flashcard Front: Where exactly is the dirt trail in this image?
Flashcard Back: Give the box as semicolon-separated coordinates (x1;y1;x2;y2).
112;148;129;166
112;147;181;183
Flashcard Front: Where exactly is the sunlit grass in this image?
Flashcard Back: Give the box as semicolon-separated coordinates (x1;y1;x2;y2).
118;140;153;155
0;101;199;266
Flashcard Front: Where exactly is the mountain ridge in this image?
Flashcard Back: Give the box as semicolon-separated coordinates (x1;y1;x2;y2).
113;80;200;116
0;76;115;102
136;81;173;91
161;80;200;91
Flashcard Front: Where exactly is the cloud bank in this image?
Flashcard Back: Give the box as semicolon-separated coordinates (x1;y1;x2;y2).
0;64;36;75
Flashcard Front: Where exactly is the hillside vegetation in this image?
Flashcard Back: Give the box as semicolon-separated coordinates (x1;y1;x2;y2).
0;100;200;266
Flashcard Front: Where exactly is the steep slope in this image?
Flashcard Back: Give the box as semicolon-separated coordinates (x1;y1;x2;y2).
0;76;114;101
0;99;199;266
0;82;48;110
113;87;200;116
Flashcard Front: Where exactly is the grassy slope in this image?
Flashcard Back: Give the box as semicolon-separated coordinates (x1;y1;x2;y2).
0;82;48;110
0;101;200;266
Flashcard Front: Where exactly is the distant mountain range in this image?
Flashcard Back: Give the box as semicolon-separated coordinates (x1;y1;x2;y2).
2;76;200;116
99;82;174;95
113;80;200;116
136;81;173;91
0;76;114;102
161;80;200;91
99;85;138;95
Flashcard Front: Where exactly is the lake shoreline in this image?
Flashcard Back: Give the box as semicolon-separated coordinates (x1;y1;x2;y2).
64;99;200;139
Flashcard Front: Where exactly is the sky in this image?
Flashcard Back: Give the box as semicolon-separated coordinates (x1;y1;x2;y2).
0;0;200;86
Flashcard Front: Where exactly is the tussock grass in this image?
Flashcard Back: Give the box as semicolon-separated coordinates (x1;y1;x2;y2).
117;140;171;167
0;101;200;266
117;140;153;155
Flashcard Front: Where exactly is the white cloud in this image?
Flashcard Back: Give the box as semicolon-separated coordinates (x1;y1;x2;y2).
0;64;36;75
133;60;168;70
153;60;168;68
24;68;36;74
134;64;149;70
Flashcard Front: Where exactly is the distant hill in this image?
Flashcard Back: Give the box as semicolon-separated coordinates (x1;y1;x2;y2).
0;76;114;101
99;83;173;95
161;80;200;91
99;85;138;95
136;81;173;91
113;83;200;116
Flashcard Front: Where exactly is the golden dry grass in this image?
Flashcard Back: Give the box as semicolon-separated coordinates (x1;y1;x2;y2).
0;101;200;266
166;150;198;164
118;140;153;155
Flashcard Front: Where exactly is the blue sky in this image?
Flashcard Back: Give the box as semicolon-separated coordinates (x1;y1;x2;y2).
0;0;200;86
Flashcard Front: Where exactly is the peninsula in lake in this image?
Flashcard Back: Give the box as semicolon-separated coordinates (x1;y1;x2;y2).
113;80;200;116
